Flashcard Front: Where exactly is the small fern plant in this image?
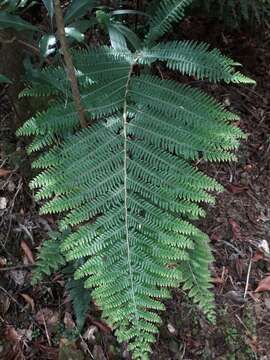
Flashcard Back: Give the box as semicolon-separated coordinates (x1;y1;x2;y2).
18;0;254;358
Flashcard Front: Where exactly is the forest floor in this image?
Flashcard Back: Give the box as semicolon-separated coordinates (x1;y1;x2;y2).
0;16;270;360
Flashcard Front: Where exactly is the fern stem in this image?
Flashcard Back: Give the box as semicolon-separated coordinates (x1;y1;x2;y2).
123;60;139;326
54;0;87;129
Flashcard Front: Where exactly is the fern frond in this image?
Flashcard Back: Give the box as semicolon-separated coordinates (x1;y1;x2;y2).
19;41;251;359
140;41;255;83
17;49;133;152
31;232;66;285
26;133;56;154
146;0;193;43
181;233;215;321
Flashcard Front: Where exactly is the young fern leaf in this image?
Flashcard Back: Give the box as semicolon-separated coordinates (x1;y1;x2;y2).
18;33;251;360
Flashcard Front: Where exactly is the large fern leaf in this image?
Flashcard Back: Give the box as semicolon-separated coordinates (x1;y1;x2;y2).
18;39;251;359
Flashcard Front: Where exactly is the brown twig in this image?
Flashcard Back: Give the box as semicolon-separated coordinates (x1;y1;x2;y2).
0;264;36;272
42;314;52;347
79;334;95;359
54;0;87;129
244;251;253;299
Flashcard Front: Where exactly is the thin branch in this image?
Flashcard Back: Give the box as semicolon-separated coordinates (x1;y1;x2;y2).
42;314;52;347
0;264;35;272
244;252;253;299
54;0;87;128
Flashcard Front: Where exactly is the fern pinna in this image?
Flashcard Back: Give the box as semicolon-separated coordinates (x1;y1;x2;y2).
18;1;254;358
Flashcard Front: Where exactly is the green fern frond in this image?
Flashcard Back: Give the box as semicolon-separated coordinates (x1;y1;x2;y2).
181;233;215;321
231;71;256;84
21;64;96;99
19;34;251;358
146;0;193;43
140;41;255;83
26;133;56;153
31;232;66;285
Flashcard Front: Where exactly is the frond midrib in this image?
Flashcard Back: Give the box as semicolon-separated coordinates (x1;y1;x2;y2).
122;58;140;329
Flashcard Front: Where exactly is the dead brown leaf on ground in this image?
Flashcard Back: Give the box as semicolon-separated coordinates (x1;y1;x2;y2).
20;240;35;265
0;168;11;177
255;275;270;292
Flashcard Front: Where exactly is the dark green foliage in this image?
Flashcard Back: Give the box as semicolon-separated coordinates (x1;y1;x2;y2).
192;0;270;28
18;1;254;358
66;276;91;330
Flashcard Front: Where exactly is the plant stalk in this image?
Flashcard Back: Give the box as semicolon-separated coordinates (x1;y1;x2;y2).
54;0;87;129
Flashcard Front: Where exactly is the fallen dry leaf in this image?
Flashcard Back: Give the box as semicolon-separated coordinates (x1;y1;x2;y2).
0;257;7;267
235;258;244;279
7;181;15;192
89;315;112;333
0;293;10;314
226;184;248;194
264;298;270;310
47;311;59;327
259;239;270;254
243;164;256;173
21;293;35;312
167;323;177;335
93;345;106;360
0;168;11;177
21;240;35;264
229;218;241;241
213;277;224;284
255;275;270;292
64;312;75;330
224;290;245;304
10;270;26;286
83;325;98;342
0;197;7;210
252;249;264;262
210;229;222;242
36;308;54;325
246;335;259;354
59;339;84;360
5;326;22;343
17;328;33;342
